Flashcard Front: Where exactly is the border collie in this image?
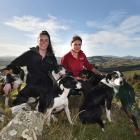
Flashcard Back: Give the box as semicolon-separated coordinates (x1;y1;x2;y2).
12;65;67;113
44;75;82;126
79;71;123;131
79;69;104;82
116;80;140;135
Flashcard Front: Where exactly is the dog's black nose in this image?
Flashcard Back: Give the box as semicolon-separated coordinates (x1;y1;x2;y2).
120;81;123;85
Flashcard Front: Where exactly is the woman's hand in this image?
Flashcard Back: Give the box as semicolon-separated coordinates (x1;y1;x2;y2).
3;83;12;96
75;76;87;81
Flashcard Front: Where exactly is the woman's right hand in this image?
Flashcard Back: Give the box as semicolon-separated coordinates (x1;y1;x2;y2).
75;76;87;81
3;83;12;96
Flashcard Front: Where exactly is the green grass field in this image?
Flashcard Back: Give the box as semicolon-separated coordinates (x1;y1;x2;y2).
0;70;140;140
39;93;140;140
123;70;140;78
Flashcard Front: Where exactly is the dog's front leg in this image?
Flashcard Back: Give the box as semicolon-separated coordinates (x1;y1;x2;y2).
45;108;53;126
51;114;58;122
64;104;73;124
105;108;111;122
105;98;112;122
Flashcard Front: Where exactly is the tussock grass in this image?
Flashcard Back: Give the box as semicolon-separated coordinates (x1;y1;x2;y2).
1;70;140;140
41;98;140;140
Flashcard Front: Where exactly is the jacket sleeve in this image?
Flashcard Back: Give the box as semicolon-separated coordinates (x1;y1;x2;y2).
83;53;94;70
6;50;30;69
61;55;69;70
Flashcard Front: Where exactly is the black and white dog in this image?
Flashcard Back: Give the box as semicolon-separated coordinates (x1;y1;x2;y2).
12;65;66;112
79;71;123;131
44;75;82;126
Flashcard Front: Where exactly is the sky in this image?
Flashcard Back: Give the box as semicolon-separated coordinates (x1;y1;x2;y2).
0;0;140;57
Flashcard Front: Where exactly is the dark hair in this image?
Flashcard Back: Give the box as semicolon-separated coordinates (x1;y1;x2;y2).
39;30;55;56
71;35;82;45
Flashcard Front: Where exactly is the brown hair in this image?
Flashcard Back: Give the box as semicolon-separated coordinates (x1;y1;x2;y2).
71;35;82;45
39;30;55;56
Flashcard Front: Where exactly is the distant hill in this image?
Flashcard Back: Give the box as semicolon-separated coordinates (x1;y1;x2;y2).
0;56;16;68
88;56;140;68
0;56;140;72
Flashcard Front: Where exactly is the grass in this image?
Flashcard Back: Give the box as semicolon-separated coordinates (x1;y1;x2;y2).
0;71;140;140
41;101;140;140
123;70;140;78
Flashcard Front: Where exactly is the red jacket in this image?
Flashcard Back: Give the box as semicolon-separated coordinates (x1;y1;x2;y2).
61;50;94;77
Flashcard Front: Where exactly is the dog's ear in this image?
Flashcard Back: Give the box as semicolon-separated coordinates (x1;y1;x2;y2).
53;65;60;73
106;73;112;83
120;71;124;77
66;71;73;76
58;78;64;86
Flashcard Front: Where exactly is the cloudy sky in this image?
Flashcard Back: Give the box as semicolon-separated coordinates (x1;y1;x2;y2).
0;0;140;57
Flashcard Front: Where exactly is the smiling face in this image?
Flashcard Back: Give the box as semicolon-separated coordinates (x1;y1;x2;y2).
38;35;49;51
71;40;82;53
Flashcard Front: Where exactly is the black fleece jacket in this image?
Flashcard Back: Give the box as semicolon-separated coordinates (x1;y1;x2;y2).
7;47;58;87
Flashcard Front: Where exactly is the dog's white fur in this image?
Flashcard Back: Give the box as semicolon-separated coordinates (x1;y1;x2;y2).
51;67;66;81
45;77;81;126
101;71;123;122
101;71;123;94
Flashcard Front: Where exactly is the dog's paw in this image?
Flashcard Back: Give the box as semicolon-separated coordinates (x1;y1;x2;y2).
101;128;105;132
108;119;112;123
52;117;58;122
46;122;51;127
134;128;140;136
70;121;74;125
103;120;106;124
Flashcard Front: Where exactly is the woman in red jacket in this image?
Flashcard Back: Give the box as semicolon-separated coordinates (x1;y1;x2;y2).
61;35;104;80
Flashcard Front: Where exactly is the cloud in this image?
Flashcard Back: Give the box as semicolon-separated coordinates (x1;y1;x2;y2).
2;13;140;57
81;31;140;48
86;11;127;30
0;43;28;56
119;15;140;34
4;15;70;45
3;15;71;57
84;12;140;56
5;15;69;33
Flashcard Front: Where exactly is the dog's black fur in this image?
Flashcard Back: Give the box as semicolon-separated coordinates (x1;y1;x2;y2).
44;75;81;125
11;65;66;113
117;80;140;135
79;71;123;131
68;69;104;96
79;69;103;81
79;82;114;130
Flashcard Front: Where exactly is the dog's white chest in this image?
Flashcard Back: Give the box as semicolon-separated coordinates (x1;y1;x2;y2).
53;97;68;112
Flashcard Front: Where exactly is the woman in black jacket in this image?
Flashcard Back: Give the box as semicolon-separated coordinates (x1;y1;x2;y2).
3;30;58;112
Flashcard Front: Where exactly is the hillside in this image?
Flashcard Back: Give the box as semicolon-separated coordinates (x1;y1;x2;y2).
1;56;140;72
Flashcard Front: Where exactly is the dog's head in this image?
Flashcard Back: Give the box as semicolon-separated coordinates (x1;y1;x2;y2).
79;69;94;80
58;76;82;90
106;71;124;86
51;65;66;80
